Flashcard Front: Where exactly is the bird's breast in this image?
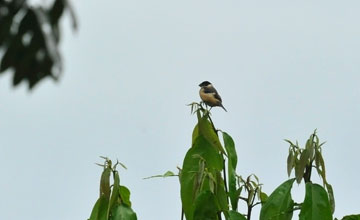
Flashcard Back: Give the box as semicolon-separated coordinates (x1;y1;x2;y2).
199;89;218;106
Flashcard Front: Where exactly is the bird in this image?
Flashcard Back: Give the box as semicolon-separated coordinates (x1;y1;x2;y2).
198;81;227;112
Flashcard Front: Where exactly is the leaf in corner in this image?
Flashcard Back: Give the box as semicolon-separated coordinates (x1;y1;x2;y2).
260;178;295;220
341;215;360;220
299;183;332;220
89;197;109;220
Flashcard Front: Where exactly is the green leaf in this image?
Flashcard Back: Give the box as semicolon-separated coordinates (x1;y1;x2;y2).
287;150;295;177
226;210;247;220
107;171;120;218
143;170;177;179
296;149;310;184
181;135;223;220
192;124;199;145
198;114;226;155
305;132;316;162
223;132;237;168
215;172;229;213
314;149;321;174
260;178;295;220
110;204;137;220
325;183;335;214
223;132;238;211
100;167;111;199
193;191;219;220
89;197;109;220
341;215;360;220
284;139;295;147
318;151;327;182
260;192;268;204
162;170;176;177
119;185;132;207
299;183;332;220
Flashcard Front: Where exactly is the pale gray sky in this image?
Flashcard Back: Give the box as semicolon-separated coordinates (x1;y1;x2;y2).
1;1;360;219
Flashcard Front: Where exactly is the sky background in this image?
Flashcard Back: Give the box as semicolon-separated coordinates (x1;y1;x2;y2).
1;1;360;219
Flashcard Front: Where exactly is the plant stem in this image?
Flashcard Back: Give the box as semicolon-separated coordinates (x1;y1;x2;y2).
247;205;252;220
303;163;312;183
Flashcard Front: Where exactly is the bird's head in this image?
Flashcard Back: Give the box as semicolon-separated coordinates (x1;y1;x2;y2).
199;81;212;87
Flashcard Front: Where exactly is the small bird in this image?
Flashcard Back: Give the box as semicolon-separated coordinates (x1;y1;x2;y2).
199;81;227;112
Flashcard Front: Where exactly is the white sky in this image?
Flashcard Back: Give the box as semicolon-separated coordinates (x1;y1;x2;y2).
1;1;360;219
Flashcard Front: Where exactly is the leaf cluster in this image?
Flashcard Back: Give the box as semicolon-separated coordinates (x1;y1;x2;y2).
180;103;260;220
88;157;137;220
285;130;335;213
86;105;360;220
0;0;76;88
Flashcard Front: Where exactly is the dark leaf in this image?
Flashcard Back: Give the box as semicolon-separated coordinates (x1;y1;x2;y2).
49;0;65;26
0;0;75;88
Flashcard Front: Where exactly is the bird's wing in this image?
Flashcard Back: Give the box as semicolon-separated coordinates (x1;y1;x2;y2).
203;87;222;102
203;86;217;94
213;92;222;102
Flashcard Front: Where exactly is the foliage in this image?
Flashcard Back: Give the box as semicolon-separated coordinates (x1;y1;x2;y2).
180;103;263;220
339;215;360;220
259;178;295;220
88;157;137;220
0;0;76;88
178;103;359;220
86;104;359;220
285;131;335;213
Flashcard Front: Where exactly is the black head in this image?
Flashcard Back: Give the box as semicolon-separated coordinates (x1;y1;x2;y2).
199;81;212;87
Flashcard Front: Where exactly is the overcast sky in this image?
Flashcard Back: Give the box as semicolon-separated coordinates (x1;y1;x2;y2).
1;1;360;220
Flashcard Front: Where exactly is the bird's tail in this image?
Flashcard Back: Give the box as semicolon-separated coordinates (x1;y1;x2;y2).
220;104;227;112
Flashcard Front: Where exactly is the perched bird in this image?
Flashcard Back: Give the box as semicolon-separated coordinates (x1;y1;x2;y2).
199;81;227;112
